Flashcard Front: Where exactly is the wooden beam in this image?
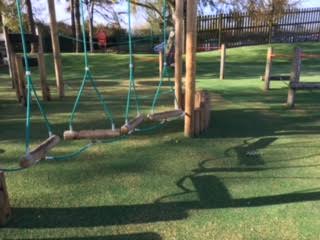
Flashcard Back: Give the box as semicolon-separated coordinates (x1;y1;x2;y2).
184;0;198;137
36;26;51;101
0;172;11;227
148;109;184;122
262;75;291;81
174;0;184;109
64;129;121;141
290;82;320;90
14;55;27;106
219;44;226;80
264;46;273;91
121;115;144;135
2;27;14;82
287;48;302;108
20;135;60;168
159;51;163;78
47;0;64;98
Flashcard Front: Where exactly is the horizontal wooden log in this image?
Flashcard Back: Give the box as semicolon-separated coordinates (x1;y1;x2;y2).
0;33;38;44
20;135;61;168
0;172;11;226
290;82;320;90
148;109;185;122
64;129;121;141
121;115;145;135
261;75;291;81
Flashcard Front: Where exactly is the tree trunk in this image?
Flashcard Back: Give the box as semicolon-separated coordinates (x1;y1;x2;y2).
71;0;76;52
88;2;94;53
25;0;37;53
74;0;81;53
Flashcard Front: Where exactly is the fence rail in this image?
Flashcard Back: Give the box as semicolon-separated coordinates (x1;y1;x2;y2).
197;7;320;50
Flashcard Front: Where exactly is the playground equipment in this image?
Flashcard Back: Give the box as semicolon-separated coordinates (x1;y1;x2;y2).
263;47;292;91
0;172;11;226
287;47;320;107
0;0;208;225
0;26;51;105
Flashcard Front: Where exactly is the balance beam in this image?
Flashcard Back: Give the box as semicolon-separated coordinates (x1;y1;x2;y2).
290;82;320;90
121;115;145;135
20;135;60;168
148;109;185;122
64;129;121;141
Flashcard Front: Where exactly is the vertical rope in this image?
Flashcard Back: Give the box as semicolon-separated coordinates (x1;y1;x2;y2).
16;0;52;153
125;0;141;123
68;0;115;130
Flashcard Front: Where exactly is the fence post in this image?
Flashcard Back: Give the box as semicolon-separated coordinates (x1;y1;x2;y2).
287;48;302;108
220;44;226;80
264;46;273;91
218;14;223;47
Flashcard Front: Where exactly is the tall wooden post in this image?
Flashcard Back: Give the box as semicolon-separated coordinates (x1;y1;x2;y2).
36;26;51;101
287;48;302;108
47;0;64;98
184;0;198;137
264;46;273;91
3;27;15;85
0;172;11;226
159;51;163;78
14;55;27;106
174;0;184;109
219;44;226;80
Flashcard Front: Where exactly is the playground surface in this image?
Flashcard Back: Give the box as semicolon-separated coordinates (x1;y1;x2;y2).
0;43;320;239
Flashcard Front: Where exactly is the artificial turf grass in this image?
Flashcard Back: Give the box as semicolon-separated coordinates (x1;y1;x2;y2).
0;43;320;239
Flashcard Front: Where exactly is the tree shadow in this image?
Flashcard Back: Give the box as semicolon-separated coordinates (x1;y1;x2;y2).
5;232;162;240
7;174;320;229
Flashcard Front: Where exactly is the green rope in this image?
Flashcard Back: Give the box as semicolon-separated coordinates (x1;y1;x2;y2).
151;0;178;113
124;0;141;123
68;0;115;131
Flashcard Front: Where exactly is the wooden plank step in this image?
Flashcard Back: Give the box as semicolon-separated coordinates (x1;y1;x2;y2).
121;115;145;135
290;82;320;90
64;129;121;141
20;135;60;168
148;109;185;122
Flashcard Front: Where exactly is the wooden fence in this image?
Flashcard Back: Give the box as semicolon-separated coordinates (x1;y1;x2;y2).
197;7;320;50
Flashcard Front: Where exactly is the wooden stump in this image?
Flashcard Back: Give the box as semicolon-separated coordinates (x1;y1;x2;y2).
287;48;302;108
264;47;273;91
0;172;11;226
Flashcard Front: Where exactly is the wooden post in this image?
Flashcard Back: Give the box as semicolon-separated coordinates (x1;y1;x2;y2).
184;0;198;137
174;0;184;109
3;27;15;87
47;0;64;98
14;55;27;106
220;44;226;80
287;48;302;108
218;14;223;47
36;26;51;101
0;172;11;226
264;46;273;91
159;51;163;78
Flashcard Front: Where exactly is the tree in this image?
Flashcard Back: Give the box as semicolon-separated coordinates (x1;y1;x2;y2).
74;0;81;52
25;0;37;52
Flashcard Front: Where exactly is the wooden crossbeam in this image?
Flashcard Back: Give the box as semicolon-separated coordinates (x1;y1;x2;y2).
64;129;121;141
20;135;60;168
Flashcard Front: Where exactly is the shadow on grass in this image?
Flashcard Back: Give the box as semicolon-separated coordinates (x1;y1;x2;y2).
7;174;320;229
6;233;162;240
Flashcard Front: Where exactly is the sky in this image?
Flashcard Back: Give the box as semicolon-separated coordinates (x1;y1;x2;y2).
37;0;320;28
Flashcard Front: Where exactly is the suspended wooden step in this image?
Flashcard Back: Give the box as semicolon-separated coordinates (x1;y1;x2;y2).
121;115;145;135
20;135;60;168
148;109;185;122
63;129;121;141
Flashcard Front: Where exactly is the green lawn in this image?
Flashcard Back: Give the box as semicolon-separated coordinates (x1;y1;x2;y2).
0;43;320;240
